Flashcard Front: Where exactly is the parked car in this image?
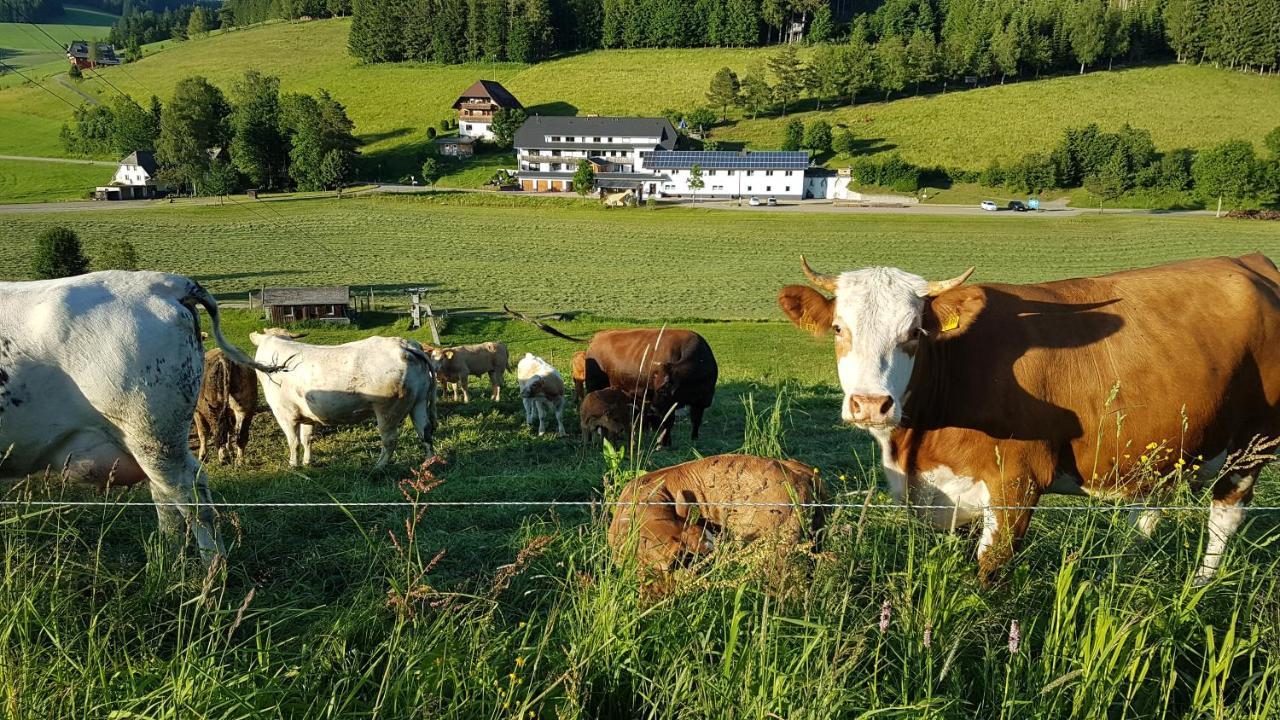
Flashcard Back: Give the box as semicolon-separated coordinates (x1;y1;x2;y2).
748;196;761;206
766;196;778;206
980;200;999;211
1008;200;1028;212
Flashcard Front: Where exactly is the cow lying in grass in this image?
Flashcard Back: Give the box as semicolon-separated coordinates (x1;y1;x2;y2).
579;388;661;446
517;353;566;436
608;454;825;594
429;341;508;402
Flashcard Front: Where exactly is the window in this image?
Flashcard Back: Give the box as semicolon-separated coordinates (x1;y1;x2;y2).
552;150;561;157
707;169;717;176
551;163;561;171
785;186;791;192
785;170;793;176
746;170;754;176
465;124;473;130
765;170;774;176
551;136;560;142
766;186;772;192
593;137;601;142
607;137;614;142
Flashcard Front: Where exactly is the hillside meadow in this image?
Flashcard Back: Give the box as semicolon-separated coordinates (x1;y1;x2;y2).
2;17;1278;197
0;4;117;70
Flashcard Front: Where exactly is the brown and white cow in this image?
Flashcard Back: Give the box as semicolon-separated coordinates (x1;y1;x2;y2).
193;347;259;464
429;341;508;402
779;254;1280;584
571;350;587;400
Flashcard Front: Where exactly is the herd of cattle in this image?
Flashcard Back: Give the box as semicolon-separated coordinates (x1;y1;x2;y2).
0;253;1278;588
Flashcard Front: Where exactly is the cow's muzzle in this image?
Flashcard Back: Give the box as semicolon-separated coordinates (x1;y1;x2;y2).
846;394;895;427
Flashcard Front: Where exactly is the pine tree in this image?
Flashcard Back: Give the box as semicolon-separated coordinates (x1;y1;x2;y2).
767;44;805;115
782;118;803;150
230;70;286;190
706;67;740;121
738;65;772;118
990;22;1020;83
875;33;909;100
808;4;833;44
906;27;938;92
32;227;89;279
1069;0;1107;73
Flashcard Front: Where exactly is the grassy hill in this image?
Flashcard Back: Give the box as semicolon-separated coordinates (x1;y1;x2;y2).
0;5;117;70
0;17;1277;198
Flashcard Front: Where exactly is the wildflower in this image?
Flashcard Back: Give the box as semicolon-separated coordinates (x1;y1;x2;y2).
1146;442;1158;450
1008;620;1021;655
923;621;933;649
879;599;892;634
515;656;526;668
1175;458;1186;468
1139;454;1149;463
509;673;517;682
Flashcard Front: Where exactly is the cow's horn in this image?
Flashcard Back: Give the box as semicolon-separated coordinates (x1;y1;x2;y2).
925;267;975;297
800;256;838;293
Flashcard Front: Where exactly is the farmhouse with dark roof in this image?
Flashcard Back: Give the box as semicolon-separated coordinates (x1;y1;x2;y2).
452;80;523;142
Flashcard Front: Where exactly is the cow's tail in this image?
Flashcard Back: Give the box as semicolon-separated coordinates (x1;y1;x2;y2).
504;304;588;343
183;282;287;374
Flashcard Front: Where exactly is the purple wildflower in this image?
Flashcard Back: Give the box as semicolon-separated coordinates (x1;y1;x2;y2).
879;599;892;634
1008;620;1021;655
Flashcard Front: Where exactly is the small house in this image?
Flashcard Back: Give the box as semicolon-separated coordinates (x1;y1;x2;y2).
94;150;164;200
451;80;523;142
257;286;353;325
434;135;475;158
66;41;120;69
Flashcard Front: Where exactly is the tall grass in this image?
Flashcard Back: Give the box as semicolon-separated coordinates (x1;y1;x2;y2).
1;392;1277;718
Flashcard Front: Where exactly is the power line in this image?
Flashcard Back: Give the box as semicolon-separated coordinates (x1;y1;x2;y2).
17;12;145;104
0;59;81;110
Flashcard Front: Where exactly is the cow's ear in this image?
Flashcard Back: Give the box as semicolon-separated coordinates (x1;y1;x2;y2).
778;285;834;336
445;350;455;359
923;286;986;340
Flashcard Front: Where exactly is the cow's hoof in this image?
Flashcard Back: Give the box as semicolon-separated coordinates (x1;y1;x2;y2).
1191;572;1214;588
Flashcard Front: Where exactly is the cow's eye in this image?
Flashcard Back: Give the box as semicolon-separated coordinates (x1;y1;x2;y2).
832;323;843;335
907;327;922;341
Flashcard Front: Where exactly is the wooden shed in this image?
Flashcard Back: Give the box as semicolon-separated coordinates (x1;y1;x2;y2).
256;286;353;325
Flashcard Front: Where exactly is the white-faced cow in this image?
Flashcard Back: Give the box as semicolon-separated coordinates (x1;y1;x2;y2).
249;330;438;467
0;271;279;557
779;255;1280;584
517;353;566;436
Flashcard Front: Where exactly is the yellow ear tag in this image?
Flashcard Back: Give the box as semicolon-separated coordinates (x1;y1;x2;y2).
940;313;960;333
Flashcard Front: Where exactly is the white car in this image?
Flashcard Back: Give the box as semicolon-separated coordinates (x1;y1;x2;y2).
748;195;761;206
980;200;999;211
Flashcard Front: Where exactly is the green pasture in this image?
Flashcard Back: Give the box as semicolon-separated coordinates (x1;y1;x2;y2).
0;5;117;70
0;156;105;202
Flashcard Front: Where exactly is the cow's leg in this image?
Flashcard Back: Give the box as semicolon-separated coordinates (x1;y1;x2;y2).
490;371;502;401
194;415;210;462
133;447;221;558
410;395;435;458
523;397;535;428
1128;508;1162;539
554;396;566;436
374;410;400;467
274;413;301;467
459;379;470;403
536;399;549;435
688;404;706;441
657;409;675;448
298;423;315;466
1194;472;1255;584
977;481;1037;586
231;404;252;462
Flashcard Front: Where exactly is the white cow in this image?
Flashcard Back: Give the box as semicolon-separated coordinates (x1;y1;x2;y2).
0;271;278;556
517;353;566;436
249;330;438;467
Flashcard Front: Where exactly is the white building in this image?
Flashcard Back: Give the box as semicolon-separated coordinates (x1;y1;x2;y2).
514;116;678;194
94;150;164;201
640;150;812;200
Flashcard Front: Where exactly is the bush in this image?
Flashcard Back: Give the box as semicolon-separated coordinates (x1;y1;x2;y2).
93;239;139;271
32;227;89;279
1003;152;1055;194
426;127;437;140
979;161;1005;188
850;154;921;192
803;120;833;154
832;129;856;156
782;119;803;152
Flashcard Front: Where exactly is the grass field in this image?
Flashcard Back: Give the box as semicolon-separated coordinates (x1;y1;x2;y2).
3;193;1278;316
1;17;1278;201
0;5;117;70
0;156;105;201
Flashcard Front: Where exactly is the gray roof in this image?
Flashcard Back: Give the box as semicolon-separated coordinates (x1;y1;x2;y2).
514;116;677;150
120;150;157;174
259;286;350;305
66;41;120;64
641;150;810;171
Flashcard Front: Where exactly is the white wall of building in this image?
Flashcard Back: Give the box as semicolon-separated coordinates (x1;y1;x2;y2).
658;167;805;199
460;120;493;140
113;163;153;187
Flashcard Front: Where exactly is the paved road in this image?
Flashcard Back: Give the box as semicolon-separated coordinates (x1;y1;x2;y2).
0;154;115;166
55;77;100;105
0;183;1216;218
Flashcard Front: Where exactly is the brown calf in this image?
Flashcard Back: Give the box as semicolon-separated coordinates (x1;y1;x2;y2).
193;348;258;463
430;341;508;402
